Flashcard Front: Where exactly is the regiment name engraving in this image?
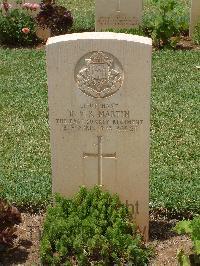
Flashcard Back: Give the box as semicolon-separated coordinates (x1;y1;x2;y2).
55;103;143;132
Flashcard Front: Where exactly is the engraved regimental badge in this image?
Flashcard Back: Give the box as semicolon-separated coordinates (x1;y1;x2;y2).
75;51;124;98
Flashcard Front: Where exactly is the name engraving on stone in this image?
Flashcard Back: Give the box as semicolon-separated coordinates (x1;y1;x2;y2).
75;51;124;99
56;103;143;132
97;15;138;27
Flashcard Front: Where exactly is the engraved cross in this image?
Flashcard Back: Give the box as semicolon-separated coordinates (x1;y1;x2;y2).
83;136;117;186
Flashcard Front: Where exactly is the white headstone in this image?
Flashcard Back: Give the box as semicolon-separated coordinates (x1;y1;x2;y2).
190;0;200;36
95;0;143;31
46;32;152;241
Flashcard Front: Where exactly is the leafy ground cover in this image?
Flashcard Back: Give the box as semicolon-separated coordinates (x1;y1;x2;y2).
0;0;192;48
56;0;190;33
0;47;199;215
0;211;193;265
41;187;151;265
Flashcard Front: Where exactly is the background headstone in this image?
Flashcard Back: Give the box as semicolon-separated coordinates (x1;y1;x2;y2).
46;32;152;240
95;0;143;31
190;0;200;36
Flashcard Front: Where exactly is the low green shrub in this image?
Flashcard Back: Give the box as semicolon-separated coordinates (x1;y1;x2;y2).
174;216;200;265
173;2;189;35
192;21;200;45
0;7;38;46
40;186;151;265
0;0;73;46
143;0;189;47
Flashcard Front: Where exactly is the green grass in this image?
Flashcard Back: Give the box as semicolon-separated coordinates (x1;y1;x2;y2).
150;50;200;214
0;48;51;208
57;0;95;32
0;48;199;214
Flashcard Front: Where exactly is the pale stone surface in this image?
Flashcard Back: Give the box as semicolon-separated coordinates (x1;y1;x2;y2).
46;32;152;241
95;0;143;31
190;0;200;36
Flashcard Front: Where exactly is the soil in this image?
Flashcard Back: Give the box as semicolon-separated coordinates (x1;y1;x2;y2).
0;212;193;266
176;36;200;51
149;213;193;266
1;36;199;51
